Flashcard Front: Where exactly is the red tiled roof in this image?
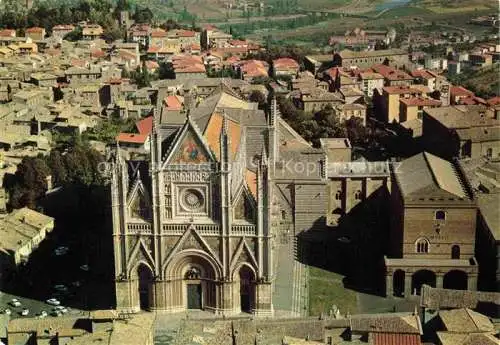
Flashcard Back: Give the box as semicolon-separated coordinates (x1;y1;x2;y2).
273;57;300;70
203;24;218;30
458;96;487;105
147;46;160;53
372;333;421;345
383;85;422;94
26;27;44;33
411;69;436;80
372;64;412;80
487;96;500;106
175;30;196;37
400;96;441;107
135;116;153;135
151;28;167;38
116;133;148;144
90;49;105;58
451;85;474;97
0;29;16;37
163;95;183;110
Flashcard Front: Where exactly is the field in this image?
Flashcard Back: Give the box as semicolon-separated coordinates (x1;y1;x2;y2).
308;266;358;316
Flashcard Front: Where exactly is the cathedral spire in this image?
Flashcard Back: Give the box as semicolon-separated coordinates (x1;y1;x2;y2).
220;110;231;164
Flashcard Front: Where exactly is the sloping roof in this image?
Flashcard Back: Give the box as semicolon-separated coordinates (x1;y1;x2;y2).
350;313;422;334
400;96;441;107
439;308;495;333
116;133;148;144
204;112;241;160
245;169;257;198
372;333;421;345
436;332;498;345
136;116;153;135
394;152;469;201
163;95;183;110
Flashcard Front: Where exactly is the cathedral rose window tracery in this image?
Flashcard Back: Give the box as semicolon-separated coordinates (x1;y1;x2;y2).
181;189;205;212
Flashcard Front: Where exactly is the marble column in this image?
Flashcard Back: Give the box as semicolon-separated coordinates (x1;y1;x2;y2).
436;273;444;289
404;274;412;297
467;275;477;291
386;273;393;297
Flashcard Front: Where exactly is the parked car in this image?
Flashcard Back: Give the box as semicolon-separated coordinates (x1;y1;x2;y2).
10;298;21;307
54;246;69;256
53;284;68;292
80;264;90;271
54;306;68;314
51;310;62;317
46;298;60;306
21;309;29;316
39;311;48;318
3;309;11;315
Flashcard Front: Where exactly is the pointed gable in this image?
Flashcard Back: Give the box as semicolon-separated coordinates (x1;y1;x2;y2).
164;119;215;165
204;112;241;161
172;129;211;163
394;152;469;201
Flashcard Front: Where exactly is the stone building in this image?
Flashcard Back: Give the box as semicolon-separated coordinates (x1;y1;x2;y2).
111;87;287;315
385;152;478;297
333;49;409;69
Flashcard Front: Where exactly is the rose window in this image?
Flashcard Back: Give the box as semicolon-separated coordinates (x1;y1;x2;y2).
182;189;204;211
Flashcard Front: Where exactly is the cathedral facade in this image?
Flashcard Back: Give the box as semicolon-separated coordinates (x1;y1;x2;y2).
111;84;391;316
111;87;283;316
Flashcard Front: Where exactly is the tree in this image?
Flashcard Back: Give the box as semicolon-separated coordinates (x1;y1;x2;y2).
64;27;83;41
134;5;154;24
249;90;267;109
48;150;68;186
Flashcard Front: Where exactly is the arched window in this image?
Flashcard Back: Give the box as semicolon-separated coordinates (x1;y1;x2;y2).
416;238;429;253
281;210;286;220
335;190;342;200
435;210;446;221
354;190;362;200
451;245;460;259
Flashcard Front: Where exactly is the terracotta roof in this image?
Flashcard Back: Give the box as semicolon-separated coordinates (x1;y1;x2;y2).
228;39;248;46
174;30;196;37
90;49;105;58
0;29;16;37
26;27;44;33
163;95;183;110
451;85;474;97
203;24;218;30
151;28;167;38
273;57;300;70
400;96;441;107
204;112;241;160
372;333;421;345
135;116;153;135
116;133;148;144
245;169;257;199
238;59;268;78
372;64;413;80
147;46;160;53
411;69;436;80
487;96;500;106
383;85;422;95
